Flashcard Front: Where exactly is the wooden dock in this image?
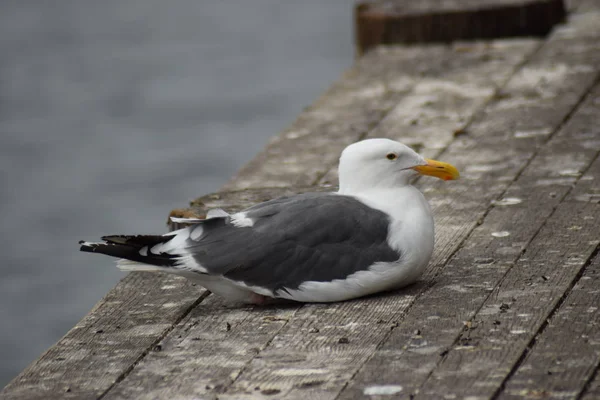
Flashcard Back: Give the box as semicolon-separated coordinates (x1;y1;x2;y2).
3;0;600;399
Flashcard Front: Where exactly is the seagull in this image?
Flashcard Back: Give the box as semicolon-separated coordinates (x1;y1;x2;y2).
80;139;459;304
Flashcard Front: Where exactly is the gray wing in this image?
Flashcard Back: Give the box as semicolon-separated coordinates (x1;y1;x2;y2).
186;192;401;293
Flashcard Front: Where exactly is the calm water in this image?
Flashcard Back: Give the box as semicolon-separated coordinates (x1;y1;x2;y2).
0;0;352;386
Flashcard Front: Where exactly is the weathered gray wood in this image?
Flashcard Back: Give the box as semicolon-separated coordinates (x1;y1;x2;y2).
416;193;599;399
96;40;541;400
100;152;498;399
5;4;600;400
216;186;492;399
145;42;600;400
338;188;581;400
320;39;539;184
582;367;600;399
567;136;600;205
2;33;537;400
103;295;301;400
498;251;600;399
220;45;447;191
504;148;600;400
415;117;600;398
355;0;565;55
337;35;600;400
553;9;600;40
223;40;538;192
573;0;600;12
223;76;598;398
0;273;207;400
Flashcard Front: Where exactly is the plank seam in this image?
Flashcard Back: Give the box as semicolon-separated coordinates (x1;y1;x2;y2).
103;39;594;399
97;290;212;399
578;306;600;399
332;204;496;400
489;149;600;400
404;40;546;182
218;305;304;396
494;245;600;400
413;75;600;397
317;40;546;188
332;40;551;400
210;77;455;397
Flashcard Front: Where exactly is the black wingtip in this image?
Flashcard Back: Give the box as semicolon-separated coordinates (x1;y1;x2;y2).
78;235;179;267
79;241;98;253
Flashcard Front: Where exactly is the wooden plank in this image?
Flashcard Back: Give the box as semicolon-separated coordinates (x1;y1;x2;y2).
574;0;600;12
338;181;594;399
5;7;599;400
223;80;599;398
416;185;600;399
567;136;600;204
336;38;600;400
553;10;600;40
102;295;300;400
212;47;600;400
106;177;512;400
101;15;598;400
401;85;600;399
98;40;539;400
503;147;600;400
355;0;565;55
1;23;539;400
0;273;207;400
498;251;600;399
220;45;447;191
582;368;600;400
215;188;495;399
223;40;537;192
320;39;539;184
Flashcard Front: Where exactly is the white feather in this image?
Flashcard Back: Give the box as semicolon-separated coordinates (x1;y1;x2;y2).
116;259;167;272
169;216;203;223
230;212;254;228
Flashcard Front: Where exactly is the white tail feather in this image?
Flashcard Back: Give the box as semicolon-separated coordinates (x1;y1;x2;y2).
169;216;203;223
116;259;170;272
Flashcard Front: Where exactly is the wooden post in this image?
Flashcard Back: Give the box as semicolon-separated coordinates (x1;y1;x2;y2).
355;0;566;55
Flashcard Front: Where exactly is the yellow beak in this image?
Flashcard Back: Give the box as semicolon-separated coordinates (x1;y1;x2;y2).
412;159;460;181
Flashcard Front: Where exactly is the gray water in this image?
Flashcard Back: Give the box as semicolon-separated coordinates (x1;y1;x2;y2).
0;0;352;386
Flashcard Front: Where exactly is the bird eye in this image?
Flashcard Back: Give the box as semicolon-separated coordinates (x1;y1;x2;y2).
386;153;397;160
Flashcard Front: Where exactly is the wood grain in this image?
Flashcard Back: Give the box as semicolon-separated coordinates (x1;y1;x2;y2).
223;39;537;192
4;4;600;400
416;197;599;399
220;45;448;191
582;366;600;400
97;39;540;399
0;273;207;400
216;186;494;399
498;251;600;399
355;0;565;55
320;39;539;184
103;295;301;400
337;45;600;400
498;148;600;400
189;51;600;400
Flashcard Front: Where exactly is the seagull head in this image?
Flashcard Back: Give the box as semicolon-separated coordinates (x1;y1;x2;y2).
338;138;459;193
